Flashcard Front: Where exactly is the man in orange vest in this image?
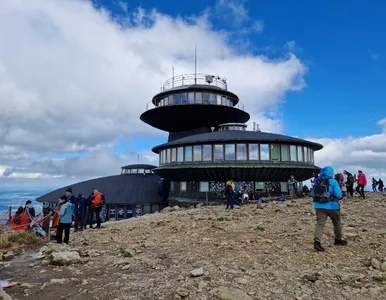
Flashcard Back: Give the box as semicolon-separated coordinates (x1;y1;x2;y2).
92;189;103;229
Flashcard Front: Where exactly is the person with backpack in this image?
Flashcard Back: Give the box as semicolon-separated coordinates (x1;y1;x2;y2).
371;178;378;192
378;178;384;192
343;170;355;197
92;189;103;229
10;206;26;231
312;166;347;252
356;170;367;199
57;195;73;244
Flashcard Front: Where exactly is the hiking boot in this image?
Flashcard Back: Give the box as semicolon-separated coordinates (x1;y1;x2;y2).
334;239;348;246
314;241;325;252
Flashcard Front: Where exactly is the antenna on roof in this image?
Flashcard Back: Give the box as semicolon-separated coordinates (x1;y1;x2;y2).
253;122;256;132
256;123;261;132
194;45;197;84
137;153;140;164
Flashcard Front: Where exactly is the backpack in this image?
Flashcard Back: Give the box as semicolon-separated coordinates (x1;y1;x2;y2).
313;178;332;203
13;214;21;225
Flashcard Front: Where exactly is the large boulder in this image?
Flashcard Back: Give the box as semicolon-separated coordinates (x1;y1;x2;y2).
49;251;81;266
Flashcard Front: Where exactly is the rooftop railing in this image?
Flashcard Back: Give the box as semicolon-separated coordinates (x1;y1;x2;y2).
162;74;228;91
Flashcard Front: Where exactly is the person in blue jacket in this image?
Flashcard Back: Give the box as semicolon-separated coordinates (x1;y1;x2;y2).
57;195;73;244
312;166;347;252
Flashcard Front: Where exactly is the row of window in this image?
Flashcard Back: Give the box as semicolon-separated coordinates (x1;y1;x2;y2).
170;181;289;193
218;124;246;131
121;168;153;175
159;144;314;165
155;92;236;108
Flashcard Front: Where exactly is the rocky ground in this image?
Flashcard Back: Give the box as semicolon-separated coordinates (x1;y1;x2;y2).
1;193;386;300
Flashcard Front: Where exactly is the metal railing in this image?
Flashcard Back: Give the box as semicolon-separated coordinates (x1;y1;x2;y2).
162;74;227;91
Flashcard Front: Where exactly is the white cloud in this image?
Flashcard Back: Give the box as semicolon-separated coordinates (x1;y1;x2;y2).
311;119;386;182
215;0;249;24
251;20;264;33
0;0;307;185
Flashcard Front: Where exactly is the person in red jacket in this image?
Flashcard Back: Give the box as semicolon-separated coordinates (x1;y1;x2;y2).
10;206;26;231
356;170;367;199
92;189;103;229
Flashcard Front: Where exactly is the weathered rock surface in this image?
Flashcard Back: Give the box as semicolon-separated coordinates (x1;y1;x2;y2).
2;193;386;300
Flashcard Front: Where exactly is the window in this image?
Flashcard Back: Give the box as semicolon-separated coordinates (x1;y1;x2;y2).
236;144;247;160
271;144;280;161
203;93;210;104
209;94;216;104
310;149;314;163
199;181;209;192
177;147;184;162
249;144;259;160
281;145;289;161
203;145;212;161
171;148;177;162
221;96;226;105
138;169;144;174
216;95;222;105
260;144;269;160
255;182;264;190
180;181;187;191
188;92;194;103
166;148;171;163
131;168;138;174
280;182;288;192
164;97;168;106
162;150;166;165
297;146;303;162
225;144;235;160
193;145;202;161
290;145;297;161
145;169;151;174
170;181;175;191
174;94;181;105
168;95;173;105
185;146;192;162
305;147;309;162
181;93;187;104
195;92;202;103
229;98;234;107
214;144;224;160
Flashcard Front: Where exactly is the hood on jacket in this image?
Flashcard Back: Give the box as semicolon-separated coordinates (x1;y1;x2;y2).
319;166;334;179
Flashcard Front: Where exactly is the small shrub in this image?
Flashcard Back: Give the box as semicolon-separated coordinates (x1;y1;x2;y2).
0;230;41;249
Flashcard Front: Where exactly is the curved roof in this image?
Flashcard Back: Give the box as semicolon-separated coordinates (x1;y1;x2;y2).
152;130;323;152
141;104;250;132
36;173;163;205
121;164;157;170
152;84;240;105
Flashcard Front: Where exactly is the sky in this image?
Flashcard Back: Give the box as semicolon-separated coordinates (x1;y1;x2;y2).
0;0;385;189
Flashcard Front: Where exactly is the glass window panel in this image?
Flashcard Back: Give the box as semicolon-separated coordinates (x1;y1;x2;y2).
297;146;303;162
181;93;187;104
209;94;216;104
174;94;181;104
162;150;166;165
214;144;224;160
260;144;269;160
145;169;151;174
131;168;138;174
177;147;184;162
310;149;314;163
171;148;177;162
281;145;289;161
216;95;222;105
202;145;212;161
280;182;289;192
225;144;235;160
221;96;226;105
193;145;202;161
188;92;194;103
305;147;309;162
255;182;264;190
166;148;171;163
195;92;202;103
249;144;259;160
138;169;144;174
226;98;230;106
203;93;210;104
236;144;247;160
271;144;280;161
290;145;297;161
170;181;174;191
180;181;187;191
168;95;173;105
199;182;209;192
185;146;192;162
164;97;168;106
229;98;234;107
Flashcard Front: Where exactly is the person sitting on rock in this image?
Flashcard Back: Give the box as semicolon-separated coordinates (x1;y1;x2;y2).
10;206;26;231
312;166;347;252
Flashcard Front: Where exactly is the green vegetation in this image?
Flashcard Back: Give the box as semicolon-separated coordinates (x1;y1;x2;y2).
0;229;42;249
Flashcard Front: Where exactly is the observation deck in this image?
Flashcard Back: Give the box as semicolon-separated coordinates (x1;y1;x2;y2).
140;73;249;132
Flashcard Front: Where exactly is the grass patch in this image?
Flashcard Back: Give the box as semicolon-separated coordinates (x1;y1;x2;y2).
0;229;42;249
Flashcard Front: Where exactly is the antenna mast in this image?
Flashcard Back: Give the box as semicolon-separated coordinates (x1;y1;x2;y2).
194;45;197;84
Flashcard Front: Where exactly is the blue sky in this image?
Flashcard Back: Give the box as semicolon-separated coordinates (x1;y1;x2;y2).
0;0;385;188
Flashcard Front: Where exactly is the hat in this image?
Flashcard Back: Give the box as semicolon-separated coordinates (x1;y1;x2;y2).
66;187;72;193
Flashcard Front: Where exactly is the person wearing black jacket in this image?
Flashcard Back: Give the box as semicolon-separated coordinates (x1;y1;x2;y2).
74;193;86;232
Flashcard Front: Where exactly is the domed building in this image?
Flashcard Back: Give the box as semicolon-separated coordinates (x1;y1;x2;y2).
141;74;323;201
